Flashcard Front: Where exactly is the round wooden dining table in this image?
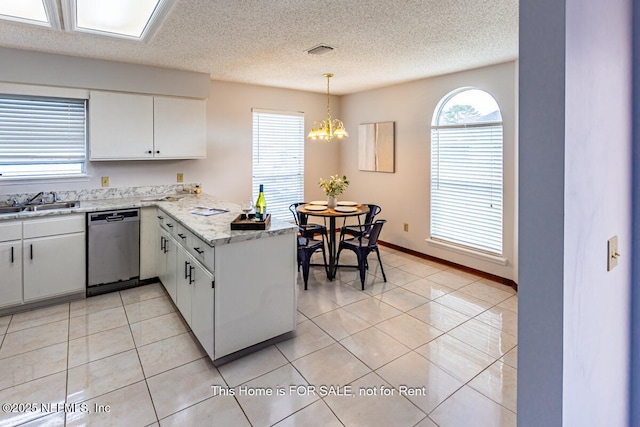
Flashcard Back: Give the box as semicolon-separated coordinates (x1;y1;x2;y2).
297;203;369;280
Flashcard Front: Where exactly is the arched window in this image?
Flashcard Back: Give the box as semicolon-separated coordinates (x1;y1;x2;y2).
430;88;503;255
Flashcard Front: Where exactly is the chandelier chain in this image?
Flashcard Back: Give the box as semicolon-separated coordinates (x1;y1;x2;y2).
326;74;331;121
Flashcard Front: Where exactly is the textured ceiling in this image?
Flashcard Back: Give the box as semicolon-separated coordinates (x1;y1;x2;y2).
0;0;518;95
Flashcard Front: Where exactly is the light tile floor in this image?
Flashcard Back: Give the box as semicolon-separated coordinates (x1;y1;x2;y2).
0;246;517;426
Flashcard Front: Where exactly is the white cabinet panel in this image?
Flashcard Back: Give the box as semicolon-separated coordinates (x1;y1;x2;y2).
23;215;84;239
191;259;214;360
140;207;158;280
0;240;22;308
174;244;214;359
0;222;22;242
89;91;154;160
175;245;193;325
214;233;297;358
154;97;206;159
23;232;85;302
158;228;177;304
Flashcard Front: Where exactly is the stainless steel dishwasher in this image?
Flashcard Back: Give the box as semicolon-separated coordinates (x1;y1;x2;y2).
87;208;140;296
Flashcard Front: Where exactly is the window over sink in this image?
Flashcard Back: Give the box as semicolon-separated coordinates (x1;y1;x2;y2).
0;93;87;179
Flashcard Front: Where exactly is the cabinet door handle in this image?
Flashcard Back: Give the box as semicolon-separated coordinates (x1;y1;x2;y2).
11;246;14;263
156;150;160;154
193;247;204;255
189;265;195;284
147;150;153;154
184;261;190;280
30;244;33;260
160;236;165;251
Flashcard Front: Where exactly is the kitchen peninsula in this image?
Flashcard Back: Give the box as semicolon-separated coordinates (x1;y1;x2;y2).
0;189;298;362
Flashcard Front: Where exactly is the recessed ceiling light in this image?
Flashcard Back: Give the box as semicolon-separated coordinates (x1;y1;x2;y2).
61;0;175;42
0;0;60;29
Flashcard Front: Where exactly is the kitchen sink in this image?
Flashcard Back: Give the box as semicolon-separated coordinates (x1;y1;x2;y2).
23;201;80;211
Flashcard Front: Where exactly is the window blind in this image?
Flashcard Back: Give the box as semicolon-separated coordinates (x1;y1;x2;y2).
0;94;87;178
252;109;304;220
430;123;503;254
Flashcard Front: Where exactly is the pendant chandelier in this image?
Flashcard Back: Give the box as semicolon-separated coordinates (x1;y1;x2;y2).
307;73;349;141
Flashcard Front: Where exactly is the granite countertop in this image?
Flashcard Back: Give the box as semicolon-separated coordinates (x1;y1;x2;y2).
0;193;297;247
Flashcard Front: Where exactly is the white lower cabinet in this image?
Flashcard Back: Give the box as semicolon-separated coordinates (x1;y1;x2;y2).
158;228;177;304
157;211;215;359
0;240;23;308
23;233;85;301
0;215;85;309
153;208;295;361
175;246;193;323
190;260;214;360
176;245;214;360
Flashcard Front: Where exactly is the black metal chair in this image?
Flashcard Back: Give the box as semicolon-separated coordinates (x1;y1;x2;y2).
290;203;329;289
340;204;381;241
297;236;328;290
336;219;387;290
289;203;328;241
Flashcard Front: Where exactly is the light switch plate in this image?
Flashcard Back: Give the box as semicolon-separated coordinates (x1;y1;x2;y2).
608;235;619;271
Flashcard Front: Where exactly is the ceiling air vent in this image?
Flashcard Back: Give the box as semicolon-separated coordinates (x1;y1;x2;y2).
307;45;334;55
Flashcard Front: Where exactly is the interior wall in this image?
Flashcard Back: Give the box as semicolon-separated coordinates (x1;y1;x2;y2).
563;0;632;424
631;0;640;420
339;61;517;281
519;0;633;425
518;0;566;422
198;80;341;203
0;46;209;98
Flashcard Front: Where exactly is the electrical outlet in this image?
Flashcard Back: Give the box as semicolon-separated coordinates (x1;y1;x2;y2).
101;176;109;187
177;173;184;183
608;236;619;271
403;223;409;232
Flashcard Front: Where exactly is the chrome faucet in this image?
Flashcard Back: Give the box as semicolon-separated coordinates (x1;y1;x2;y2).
26;192;45;205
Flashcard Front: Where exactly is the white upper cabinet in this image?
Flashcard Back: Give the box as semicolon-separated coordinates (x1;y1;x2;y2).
154;97;206;159
89;91;154;160
89;91;206;161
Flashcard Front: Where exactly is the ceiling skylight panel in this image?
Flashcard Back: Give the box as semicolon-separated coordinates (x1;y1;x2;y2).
0;0;59;29
62;0;175;41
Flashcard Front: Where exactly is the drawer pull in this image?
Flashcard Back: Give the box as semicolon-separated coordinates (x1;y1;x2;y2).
166;223;174;228
11;246;14;263
189;265;195;284
193;247;204;255
178;233;186;240
30;244;33;260
157;216;164;220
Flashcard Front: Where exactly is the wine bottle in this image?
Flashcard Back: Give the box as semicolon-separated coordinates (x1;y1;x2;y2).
255;184;267;221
